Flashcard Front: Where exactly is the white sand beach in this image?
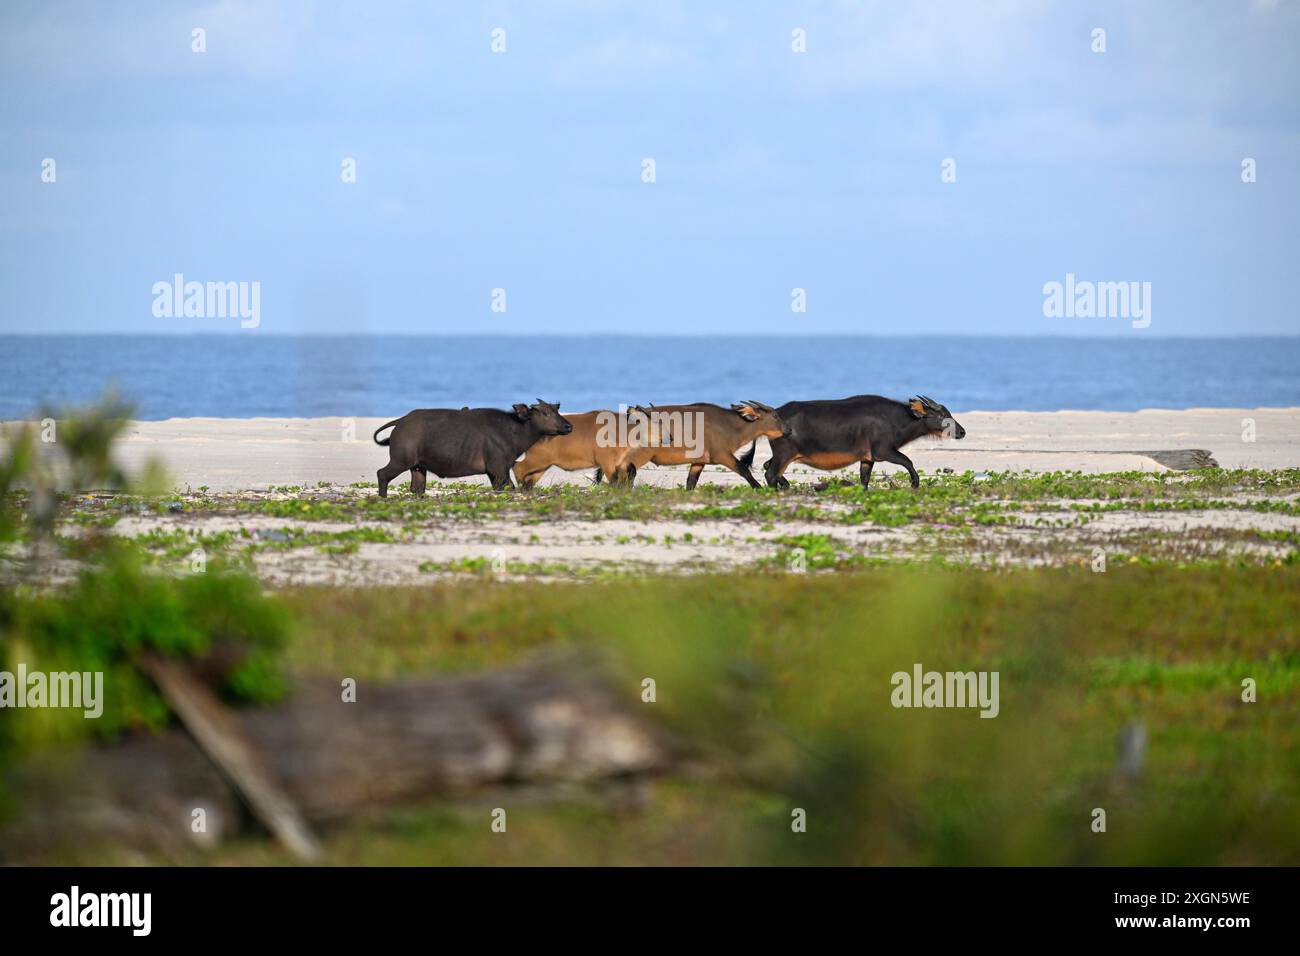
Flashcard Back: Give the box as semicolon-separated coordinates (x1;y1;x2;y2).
32;407;1294;492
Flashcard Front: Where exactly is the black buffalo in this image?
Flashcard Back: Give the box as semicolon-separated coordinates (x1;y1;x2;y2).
750;394;965;490
373;400;572;496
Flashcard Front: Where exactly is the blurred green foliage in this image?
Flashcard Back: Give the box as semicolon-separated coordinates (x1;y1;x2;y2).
3;552;289;741
1;397;290;802
255;567;1299;866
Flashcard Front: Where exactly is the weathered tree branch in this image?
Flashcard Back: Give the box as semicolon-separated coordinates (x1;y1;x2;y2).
2;662;670;860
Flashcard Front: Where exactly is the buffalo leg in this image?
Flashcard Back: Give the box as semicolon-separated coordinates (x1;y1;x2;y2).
685;463;705;490
517;468;546;490
377;461;406;498
487;467;514;491
876;448;919;489
764;446;797;489
859;460;874;489
718;452;761;489
409;467;427;496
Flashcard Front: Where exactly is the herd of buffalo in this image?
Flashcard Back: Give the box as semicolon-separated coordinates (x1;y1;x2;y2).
372;394;966;497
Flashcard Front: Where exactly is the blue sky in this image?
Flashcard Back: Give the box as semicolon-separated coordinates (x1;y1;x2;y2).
1;0;1296;336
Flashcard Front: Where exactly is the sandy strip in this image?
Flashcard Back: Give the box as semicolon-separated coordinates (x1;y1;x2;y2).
93;501;1299;586
5;408;1297;492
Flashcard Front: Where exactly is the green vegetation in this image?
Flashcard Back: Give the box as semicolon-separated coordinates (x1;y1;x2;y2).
127;524;402;563
2;553;290;745
35;465;1297;576
414;556;640;579
0;399;292;808
53;467;1300;534
56;565;1296;866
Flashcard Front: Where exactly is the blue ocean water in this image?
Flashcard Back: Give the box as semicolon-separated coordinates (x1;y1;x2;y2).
1;336;1296;420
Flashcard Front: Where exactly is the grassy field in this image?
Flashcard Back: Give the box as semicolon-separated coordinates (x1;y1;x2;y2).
75;467;1300;529
25;564;1288;867
37;468;1300;585
4;459;1300;864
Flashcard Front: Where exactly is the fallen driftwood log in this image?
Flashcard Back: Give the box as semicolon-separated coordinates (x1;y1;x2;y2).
138;651;323;862
1;661;671;860
1130;449;1219;470
937;448;1219;470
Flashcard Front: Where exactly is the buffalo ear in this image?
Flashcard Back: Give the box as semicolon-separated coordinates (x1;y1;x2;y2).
908;398;926;419
512;403;532;420
731;402;759;421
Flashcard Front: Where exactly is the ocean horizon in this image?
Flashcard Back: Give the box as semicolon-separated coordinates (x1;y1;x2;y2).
3;334;1297;420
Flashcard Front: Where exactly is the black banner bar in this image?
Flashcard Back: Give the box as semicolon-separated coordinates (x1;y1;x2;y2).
0;866;1289;943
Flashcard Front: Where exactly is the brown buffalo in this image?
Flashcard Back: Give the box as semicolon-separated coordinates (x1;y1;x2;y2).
512;408;670;489
623;401;789;489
